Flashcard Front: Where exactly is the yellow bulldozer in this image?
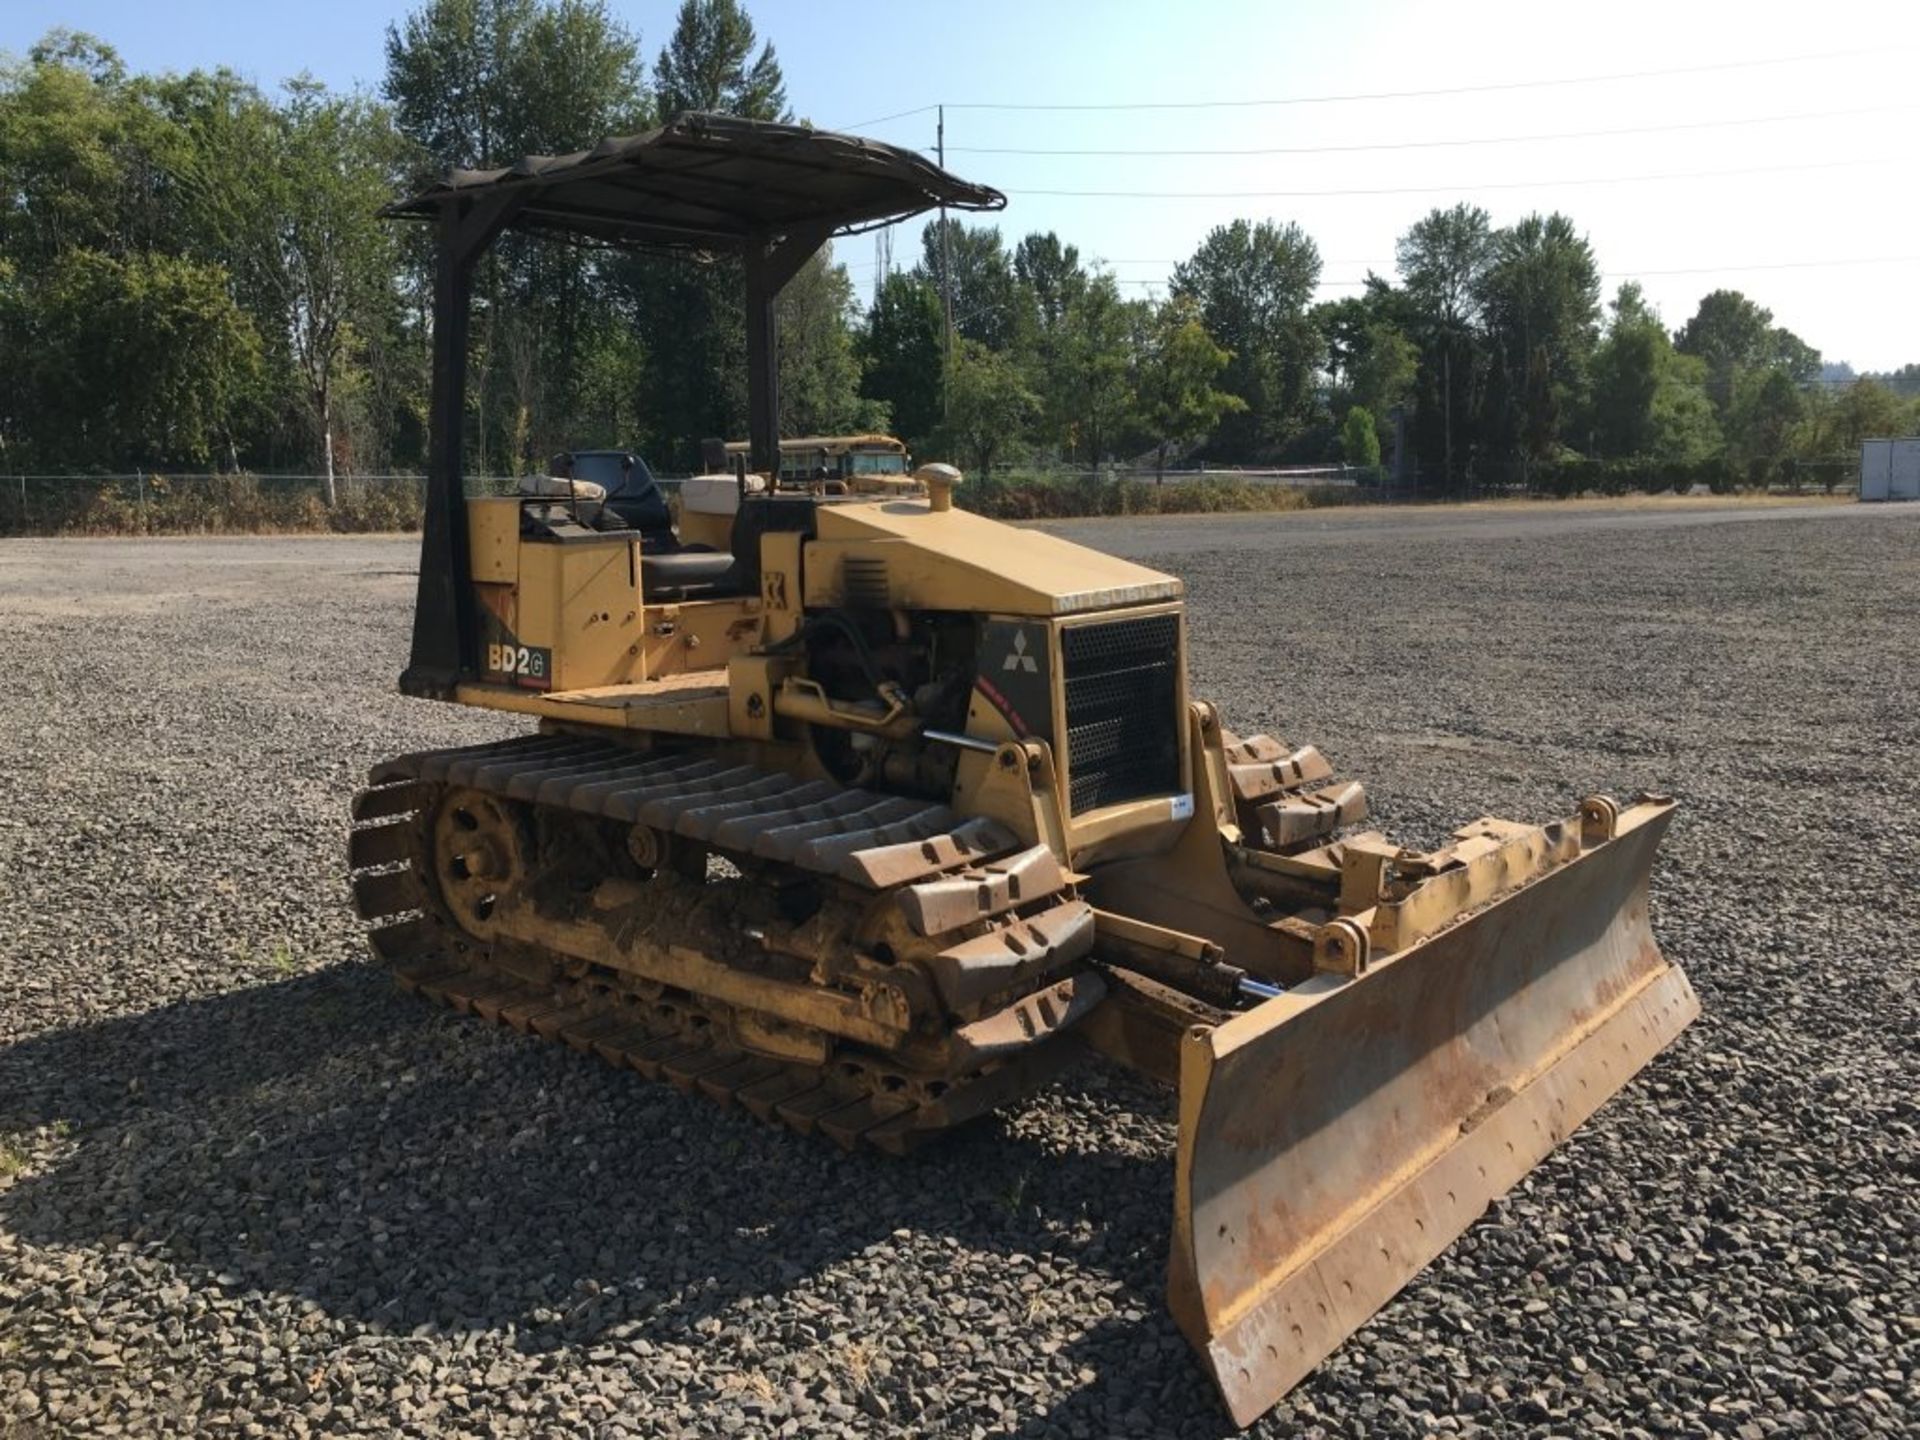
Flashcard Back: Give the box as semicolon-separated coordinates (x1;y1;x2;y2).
349;113;1697;1426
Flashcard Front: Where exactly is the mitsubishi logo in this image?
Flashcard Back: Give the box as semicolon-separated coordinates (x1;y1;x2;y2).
1003;630;1039;673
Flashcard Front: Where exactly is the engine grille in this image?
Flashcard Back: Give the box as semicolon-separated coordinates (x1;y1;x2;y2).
1061;613;1182;815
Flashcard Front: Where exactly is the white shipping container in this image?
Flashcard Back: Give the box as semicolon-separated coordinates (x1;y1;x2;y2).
1860;437;1920;501
1895;438;1920;501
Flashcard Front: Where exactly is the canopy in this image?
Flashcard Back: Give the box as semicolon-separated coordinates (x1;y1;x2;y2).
386;110;1005;253
397;112;1002;701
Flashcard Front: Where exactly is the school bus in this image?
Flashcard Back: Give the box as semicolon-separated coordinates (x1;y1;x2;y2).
720;433;911;490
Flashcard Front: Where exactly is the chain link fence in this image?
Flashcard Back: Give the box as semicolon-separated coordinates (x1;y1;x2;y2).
0;473;530;537
0;457;1843;538
0;470;712;536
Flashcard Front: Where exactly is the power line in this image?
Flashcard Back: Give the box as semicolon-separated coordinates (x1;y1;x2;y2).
847;254;1918;279
829;102;940;132
1136;256;1920;278
946;103;1912;157
830;47;1902;127
1005;155;1882;199
848;255;1920;296
1605;256;1920;279
831;103;940;132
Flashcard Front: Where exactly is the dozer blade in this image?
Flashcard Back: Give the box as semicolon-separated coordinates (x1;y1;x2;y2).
1170;801;1697;1427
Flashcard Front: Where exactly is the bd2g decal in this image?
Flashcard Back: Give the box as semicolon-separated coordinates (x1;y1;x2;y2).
485;641;551;689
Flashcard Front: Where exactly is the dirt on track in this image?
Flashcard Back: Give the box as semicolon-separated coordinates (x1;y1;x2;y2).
1;500;1915;1439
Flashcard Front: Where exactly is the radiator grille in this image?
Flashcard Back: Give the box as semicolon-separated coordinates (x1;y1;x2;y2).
1061;613;1181;815
841;556;890;608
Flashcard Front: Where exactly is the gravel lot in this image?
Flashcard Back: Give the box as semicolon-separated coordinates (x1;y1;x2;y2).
2;501;1915;1439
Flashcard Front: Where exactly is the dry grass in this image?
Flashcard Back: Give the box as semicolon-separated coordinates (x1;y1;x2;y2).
838;1339;873;1392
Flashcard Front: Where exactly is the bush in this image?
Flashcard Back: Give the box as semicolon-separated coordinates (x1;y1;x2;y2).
2;474;427;536
1522;456;1740;498
957;470;1315;521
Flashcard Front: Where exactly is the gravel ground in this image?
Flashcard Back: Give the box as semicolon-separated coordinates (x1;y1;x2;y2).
1;502;1915;1439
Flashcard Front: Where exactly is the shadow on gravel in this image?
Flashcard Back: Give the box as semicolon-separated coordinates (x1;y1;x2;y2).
0;965;1239;1434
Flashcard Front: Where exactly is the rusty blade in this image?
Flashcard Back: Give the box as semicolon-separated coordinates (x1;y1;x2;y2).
1169;802;1696;1428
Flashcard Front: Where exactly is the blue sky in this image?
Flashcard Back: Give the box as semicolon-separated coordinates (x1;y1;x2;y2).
7;0;1917;368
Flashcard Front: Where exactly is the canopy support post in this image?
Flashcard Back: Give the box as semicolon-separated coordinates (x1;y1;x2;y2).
743;225;832;479
402;192;526;698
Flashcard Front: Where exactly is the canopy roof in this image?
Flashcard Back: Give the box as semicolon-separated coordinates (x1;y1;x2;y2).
386;111;1005;253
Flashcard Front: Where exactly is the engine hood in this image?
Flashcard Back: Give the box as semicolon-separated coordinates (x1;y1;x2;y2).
807;497;1182;616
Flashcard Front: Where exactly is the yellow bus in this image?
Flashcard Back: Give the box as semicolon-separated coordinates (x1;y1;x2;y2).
721;433;911;489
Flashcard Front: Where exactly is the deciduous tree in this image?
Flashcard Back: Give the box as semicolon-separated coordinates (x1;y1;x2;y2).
1396;204;1494;485
1586;283;1718;460
936;339;1034;476
917;218;1019;351
1476;212;1600;470
1051;272;1135;464
1172;218;1323;459
1132;296;1244;480
859;272;944;451
1340;406;1381;467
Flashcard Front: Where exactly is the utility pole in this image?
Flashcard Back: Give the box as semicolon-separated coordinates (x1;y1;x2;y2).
937;104;954;419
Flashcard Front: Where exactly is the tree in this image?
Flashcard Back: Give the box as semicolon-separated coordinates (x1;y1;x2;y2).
936;339;1034;476
622;0;813;467
1340;406;1381;467
0;37;279;470
775;247;876;437
384;0;646;169
1586;283;1718;460
1671;288;1825;420
1349;325;1416;430
1475;212;1600;471
654;0;786;120
626;252;745;466
1315;282;1417;457
385;0;650;470
27;249;262;468
917;218;1018;351
859;272;944;451
1769;328;1822;384
1829;378;1907;452
1728;366;1804;478
1051;272;1135;464
1869;363;1920;398
260;83;410;496
1013;231;1086;334
1132;296;1244;480
1396;204;1494;484
1171;218;1323;458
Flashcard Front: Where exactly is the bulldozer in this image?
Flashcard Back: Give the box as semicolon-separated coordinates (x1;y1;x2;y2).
349;113;1698;1426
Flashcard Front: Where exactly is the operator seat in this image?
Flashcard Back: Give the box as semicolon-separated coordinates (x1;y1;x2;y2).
637;489;818;603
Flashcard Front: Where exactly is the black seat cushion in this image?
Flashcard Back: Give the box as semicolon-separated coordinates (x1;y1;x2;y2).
727;496;819;598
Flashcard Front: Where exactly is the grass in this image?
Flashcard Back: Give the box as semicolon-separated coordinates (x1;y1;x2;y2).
839;1339;873;1392
3;474;425;537
0;1135;30;1179
960;470;1324;522
741;1372;777;1404
230;935;299;976
999;1168;1031;1215
2;467;1854;538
